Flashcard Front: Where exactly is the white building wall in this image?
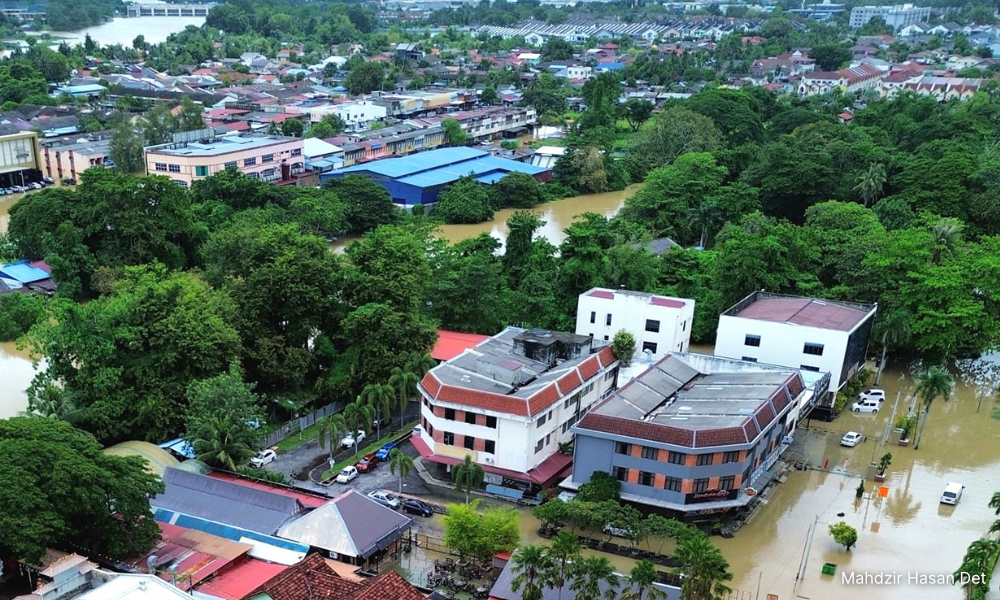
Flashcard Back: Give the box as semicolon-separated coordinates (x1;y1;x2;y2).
714;316;850;390
575;291;695;358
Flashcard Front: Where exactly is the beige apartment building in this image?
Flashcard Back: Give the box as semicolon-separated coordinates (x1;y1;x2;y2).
144;132;305;187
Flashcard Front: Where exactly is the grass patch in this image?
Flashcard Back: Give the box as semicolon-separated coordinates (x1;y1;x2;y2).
275;421;325;454
320;422;418;481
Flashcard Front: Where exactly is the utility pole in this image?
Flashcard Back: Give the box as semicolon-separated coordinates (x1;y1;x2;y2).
883;391;900;447
796;515;819;581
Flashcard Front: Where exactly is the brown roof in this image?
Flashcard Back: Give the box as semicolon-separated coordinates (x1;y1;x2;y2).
345;572;425;600
731;296;871;331
247;554;361;600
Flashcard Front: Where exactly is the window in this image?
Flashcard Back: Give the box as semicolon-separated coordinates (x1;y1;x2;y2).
645;319;660;333
665;477;681;492
603;335;609;341
486;416;497;428
244;157;257;166
668;451;685;465
464;436;475;450
639;471;655;487
445;408;456;421
154;162;167;172
613;466;628;482
693;478;710;493
195;165;208;177
173;180;188;188
723;451;740;463
642;341;658;354
262;153;274;163
168;164;180;173
719;475;735;490
745;334;761;347
590;311;596;324
801;365;820;372
465;412;477;425
443;432;454;445
641;446;657;460
535;438;545;453
803;343;824;356
615;442;632;455
697;453;714;466
262;168;276;179
605;369;616;381
682;320;686;331
537;413;548;427
224;161;237;169
291;148;302;156
742;356;758;363
485;440;495;454
605;314;612;326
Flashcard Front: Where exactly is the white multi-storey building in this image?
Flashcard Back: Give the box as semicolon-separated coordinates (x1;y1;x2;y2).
575;287;695;359
412;327;618;497
849;4;931;30
714;292;877;401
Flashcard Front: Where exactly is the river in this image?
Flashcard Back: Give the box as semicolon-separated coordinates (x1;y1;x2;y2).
50;16;206;47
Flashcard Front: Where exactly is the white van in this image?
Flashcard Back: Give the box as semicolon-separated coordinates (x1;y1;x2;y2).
851;399;880;413
941;482;964;505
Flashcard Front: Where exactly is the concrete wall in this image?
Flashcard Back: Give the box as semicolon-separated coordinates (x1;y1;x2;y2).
0;131;41;174
575;291;695;358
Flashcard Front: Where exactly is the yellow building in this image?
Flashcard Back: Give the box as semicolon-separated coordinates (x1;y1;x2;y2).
0;131;43;187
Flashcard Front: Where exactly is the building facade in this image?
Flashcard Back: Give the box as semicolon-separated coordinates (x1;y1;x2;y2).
0;130;42;187
797;63;885;96
569;353;822;516
849;4;931;30
575;287;695;358
714;291;877;399
144;132;304;187
40;135;111;183
412;327;618;496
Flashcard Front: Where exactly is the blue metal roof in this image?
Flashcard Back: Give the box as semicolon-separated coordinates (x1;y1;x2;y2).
475;172;507;184
153;509;311;552
335;146;489;178
397;154;546;188
0;261;49;284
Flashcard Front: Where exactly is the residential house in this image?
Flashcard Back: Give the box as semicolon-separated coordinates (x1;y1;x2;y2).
144;131;305;188
883;75;985;101
575;287;695;359
39;133;111;182
243;553;425;600
797;63;885;96
302;137;344;173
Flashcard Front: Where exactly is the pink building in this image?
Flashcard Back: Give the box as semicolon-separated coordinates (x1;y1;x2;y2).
144;132;305;187
40;136;110;184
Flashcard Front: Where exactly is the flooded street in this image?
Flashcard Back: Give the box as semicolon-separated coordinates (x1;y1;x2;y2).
0;191;20;235
50;16;206;47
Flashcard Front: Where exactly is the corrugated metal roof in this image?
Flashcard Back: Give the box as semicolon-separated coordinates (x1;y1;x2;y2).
334;146;487;178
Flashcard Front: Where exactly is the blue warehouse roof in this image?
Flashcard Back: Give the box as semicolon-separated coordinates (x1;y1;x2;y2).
336;146;488;179
331;147;547;189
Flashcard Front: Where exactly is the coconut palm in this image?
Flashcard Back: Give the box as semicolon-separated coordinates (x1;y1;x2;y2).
388;366;419;427
954;538;999;598
689;201;721;249
317;412;348;463
545;531;582;600
873;309;910;385
406;352;436;378
511;545;553;600
622;560;665;600
192;415;254;470
673;534;733;600
388;447;414;494
24;383;85;423
569;556;619;600
452;454;485;503
989;490;1000;534
360;383;395;439
343;398;375;458
854;162;886;207
930;217;964;264
913;365;954;449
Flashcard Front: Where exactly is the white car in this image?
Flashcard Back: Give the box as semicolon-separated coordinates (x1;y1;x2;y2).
858;388;886;403
341;430;366;448
367;490;401;508
250;448;277;468
336;465;359;484
851;399;880;413
841;431;863;447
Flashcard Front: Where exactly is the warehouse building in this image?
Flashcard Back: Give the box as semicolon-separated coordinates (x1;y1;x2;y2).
320;147;551;208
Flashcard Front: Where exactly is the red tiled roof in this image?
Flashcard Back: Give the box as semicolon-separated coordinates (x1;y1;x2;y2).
431;329;489;361
244;554;360;600
556;370;583;395
344;571;425;600
223;121;251;131
587;290;615;299
577;355;600;381
578;413;697;447
527;384;561;415
596;346;616;369
195;559;287;600
411;436;572;486
694;427;747;448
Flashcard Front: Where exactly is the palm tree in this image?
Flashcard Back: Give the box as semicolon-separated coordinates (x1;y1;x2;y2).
989;490;1000;534
545;531;582;600
24;383;85;422
913;365;954;449
388;447;414;494
874;309;910;385
673;535;733;600
388;366;419;428
689;201;721;249
955;538;1000;598
452;454;485;503
407;351;436;378
930;217;964;264
622;560;665;600
854;162;886;207
193;415;254;470
317;412;348;463
569;556;619;600
359;383;395;439
343;398;375;458
511;545;553;600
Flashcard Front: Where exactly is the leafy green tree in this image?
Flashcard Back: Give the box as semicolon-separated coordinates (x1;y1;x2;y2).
686;87;764;145
324;175;400;234
673;534;733;600
452;454;485;503
338;302;437;391
577;470;621;502
854;163;887;207
6;188;74;259
828;521;858;551
343;224;431;313
612;329;636;367
140;103;178;145
206;3;250;34
388;447;414;494
443;501;520;561
481;85;500;105
622;560;665;600
808;43;852;71
570;556;619;600
281;118;304;137
494;172;547;208
913;366;954;450
523;72;567;115
541;36;575;61
191;415;255;471
109;118;148;174
288;188;349;239
442;118;468;146
191;167;289;211
511;545;554;600
317;412;348;463
954;538;1000;598
0;291;46;342
0;417;164;563
345;60;386;94
176;96;205;131
305;120;337;139
432;176;495;224
426;236;506;333
185;363;263;470
622;98;654;132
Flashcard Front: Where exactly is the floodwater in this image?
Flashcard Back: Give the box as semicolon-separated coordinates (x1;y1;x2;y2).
50;16;206;47
0;191;19;235
332;184;641;253
0;341;37;418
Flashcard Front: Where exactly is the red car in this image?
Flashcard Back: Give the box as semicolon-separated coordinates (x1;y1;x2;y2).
356;453;380;473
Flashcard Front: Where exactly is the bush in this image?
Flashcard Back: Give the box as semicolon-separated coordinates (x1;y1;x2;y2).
431;176;496;224
577;471;621;502
234;466;289;485
829;521;858;550
0;293;47;341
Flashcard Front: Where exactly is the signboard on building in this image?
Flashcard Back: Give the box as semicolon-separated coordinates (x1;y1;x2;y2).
685;488;739;504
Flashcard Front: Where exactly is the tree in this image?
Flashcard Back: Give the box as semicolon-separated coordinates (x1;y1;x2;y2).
541;36;575;61
808;42;852;71
442;118;468;146
281;118;304;137
406;351;436;378
494;172;547;209
686;87;763;145
324;175;400;234
481;85;500;105
343;398;374;457
388;366;418;426
192;415;254;471
185;363;263;470
0;292;46;342
388;447;414;494
828;521;858;551
523;73;567;116
873;309;910;385
141;103;178;145
0;417;164;563
109;119;146;174
930;217;964;264
452;454;485;503
990;490;1000;534
345;60;386;95
913;366;954;450
622;560;665;600
359;383;395;439
176;96;205;132
854;163;886;207
577;470;621;502
690;201;722;249
570;556;619;600
426;236;506;333
305;120;337;139
443;501;520;562
511;545;553;600
433;176;495;224
955;538;1000;599
612;329;636;367
317;412;348;463
673;534;733;600
545;531;582;600
622;99;653;132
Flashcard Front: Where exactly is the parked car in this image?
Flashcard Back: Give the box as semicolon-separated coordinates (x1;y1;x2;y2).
941;482;964;505
375;442;397;461
367;490;401;509
841;431;862;447
858;388;885;403
42;176;54;184
250;448;277;468
356;452;380;473
336;465;359;484
851;399;880;413
401;498;434;517
341;430;366;448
